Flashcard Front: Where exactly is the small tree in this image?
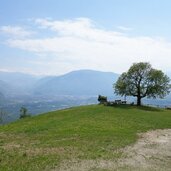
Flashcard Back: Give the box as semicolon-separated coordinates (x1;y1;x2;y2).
20;107;30;119
0;109;7;124
114;62;171;106
98;95;107;104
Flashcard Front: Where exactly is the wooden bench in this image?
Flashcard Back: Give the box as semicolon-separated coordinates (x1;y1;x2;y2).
115;100;122;104
121;100;127;104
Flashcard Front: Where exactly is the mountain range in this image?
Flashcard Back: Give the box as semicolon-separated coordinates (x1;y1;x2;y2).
33;70;119;96
0;70;119;123
0;70;119;98
0;69;171;123
0;71;40;97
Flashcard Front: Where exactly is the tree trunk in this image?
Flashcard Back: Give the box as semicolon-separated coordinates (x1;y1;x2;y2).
137;96;141;106
136;85;142;106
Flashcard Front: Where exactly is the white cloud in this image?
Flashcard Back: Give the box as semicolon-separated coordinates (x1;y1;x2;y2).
0;26;33;38
3;18;171;75
35;18;123;42
117;26;133;31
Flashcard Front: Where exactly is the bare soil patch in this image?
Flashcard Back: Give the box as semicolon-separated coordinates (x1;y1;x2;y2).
57;129;171;171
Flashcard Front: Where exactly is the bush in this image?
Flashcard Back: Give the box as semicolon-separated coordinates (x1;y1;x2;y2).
130;102;135;106
0;109;7;124
19;107;31;119
98;95;107;104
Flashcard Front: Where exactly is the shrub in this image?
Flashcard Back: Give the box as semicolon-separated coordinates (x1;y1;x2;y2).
98;95;107;104
19;107;31;119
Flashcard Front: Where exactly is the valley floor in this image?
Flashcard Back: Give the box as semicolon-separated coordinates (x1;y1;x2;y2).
58;129;171;171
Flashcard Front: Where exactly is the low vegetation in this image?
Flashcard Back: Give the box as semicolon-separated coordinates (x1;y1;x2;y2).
0;109;7;125
97;95;107;104
19;107;31;119
0;105;171;170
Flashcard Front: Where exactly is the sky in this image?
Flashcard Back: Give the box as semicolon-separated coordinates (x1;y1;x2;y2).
1;0;171;76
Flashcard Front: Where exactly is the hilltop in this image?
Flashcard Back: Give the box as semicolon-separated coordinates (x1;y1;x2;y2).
0;105;171;170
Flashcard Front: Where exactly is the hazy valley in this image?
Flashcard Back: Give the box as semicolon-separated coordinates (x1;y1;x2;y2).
0;69;171;124
0;70;118;123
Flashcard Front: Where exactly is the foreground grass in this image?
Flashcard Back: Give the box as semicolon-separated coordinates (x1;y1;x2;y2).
0;105;171;170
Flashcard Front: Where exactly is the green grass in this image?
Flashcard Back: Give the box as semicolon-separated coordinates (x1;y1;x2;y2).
0;104;171;170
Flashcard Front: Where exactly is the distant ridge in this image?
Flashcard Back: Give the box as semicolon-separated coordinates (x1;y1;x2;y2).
0;71;40;88
33;70;119;96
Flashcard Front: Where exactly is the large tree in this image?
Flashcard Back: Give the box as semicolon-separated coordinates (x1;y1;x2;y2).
114;62;171;106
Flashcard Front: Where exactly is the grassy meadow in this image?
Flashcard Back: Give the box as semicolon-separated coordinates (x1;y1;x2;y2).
0;104;171;170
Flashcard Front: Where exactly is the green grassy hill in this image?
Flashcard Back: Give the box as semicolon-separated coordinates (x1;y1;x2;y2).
0;105;171;170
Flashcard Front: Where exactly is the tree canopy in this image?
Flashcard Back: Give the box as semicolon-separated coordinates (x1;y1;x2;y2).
114;62;171;106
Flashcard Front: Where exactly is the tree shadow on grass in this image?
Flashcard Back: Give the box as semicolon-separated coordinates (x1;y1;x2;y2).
105;104;162;112
137;105;163;112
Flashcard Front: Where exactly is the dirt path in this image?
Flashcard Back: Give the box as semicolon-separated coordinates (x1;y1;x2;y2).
120;129;171;170
56;129;171;171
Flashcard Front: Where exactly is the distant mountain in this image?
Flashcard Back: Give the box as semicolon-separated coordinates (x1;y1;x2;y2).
0;71;40;88
0;71;41;96
33;70;119;96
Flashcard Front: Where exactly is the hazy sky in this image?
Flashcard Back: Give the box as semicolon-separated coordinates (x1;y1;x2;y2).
1;0;171;75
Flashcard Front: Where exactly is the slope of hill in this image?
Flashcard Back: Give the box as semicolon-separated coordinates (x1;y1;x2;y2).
0;105;171;170
33;70;119;96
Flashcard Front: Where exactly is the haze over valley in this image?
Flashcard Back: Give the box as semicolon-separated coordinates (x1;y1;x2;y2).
0;69;171;123
0;70;119;122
